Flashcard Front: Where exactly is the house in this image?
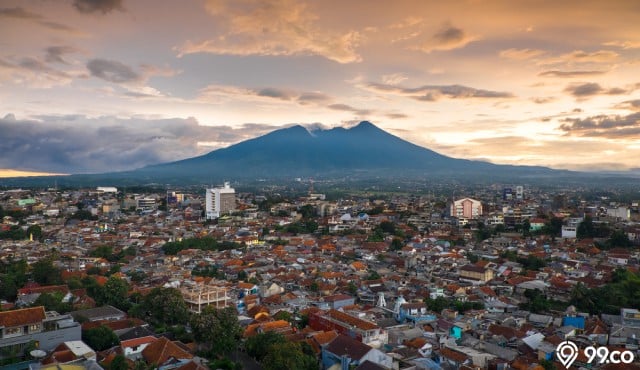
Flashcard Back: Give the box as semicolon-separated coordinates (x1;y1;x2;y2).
309;309;387;348
459;264;494;283
121;335;157;360
0;306;81;359
321;334;392;370
323;294;356;310
69;305;126;322
141;337;193;369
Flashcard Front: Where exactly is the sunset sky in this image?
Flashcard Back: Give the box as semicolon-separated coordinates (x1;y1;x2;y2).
1;0;640;176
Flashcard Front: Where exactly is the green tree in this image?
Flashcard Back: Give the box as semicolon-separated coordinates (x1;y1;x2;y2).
109;354;128;370
424;296;449;313
26;225;42;240
143;287;188;326
607;230;632;249
102;276;129;310
245;331;286;361
190;306;241;356
82;326;120;351
347;281;358;295
262;341;317;370
389;238;404;251
31;258;62;285
577;215;595;239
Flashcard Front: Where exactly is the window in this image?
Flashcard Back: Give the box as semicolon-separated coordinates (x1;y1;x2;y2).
28;324;41;333
4;327;22;337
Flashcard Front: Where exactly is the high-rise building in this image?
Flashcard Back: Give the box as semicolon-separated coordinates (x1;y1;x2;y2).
205;182;236;219
450;198;483;219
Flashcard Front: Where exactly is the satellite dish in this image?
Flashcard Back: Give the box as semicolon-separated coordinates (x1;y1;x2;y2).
30;350;46;359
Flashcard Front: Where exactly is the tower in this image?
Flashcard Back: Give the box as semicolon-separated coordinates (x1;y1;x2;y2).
205;182;236;220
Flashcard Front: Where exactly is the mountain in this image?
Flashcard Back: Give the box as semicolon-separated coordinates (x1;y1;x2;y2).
125;121;560;182
4;121;591;187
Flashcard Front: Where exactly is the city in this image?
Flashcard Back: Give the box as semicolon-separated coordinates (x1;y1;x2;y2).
0;181;639;369
3;1;640;369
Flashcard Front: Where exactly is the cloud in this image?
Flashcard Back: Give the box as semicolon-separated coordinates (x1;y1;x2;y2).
176;0;361;63
559;112;640;138
499;48;546;60
72;0;123;14
617;99;640;111
297;92;331;104
563;82;629;98
363;82;513;101
0;114;284;173
256;87;294;100
603;40;640;49
0;55;74;88
381;73;408;85
531;97;556;104
45;46;79;64
541;50;619;66
386;113;408;119
0;7;41;19
414;22;478;53
538;70;607;78
87;59;140;83
0;7;81;34
327;103;371;116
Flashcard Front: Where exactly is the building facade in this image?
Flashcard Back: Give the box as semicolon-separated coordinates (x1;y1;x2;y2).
0;307;81;359
450;198;483;219
205;182;236;220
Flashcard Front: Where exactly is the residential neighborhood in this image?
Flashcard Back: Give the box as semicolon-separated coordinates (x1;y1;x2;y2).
0;183;639;370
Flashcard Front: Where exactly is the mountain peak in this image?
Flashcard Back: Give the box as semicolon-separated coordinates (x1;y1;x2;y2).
350;121;379;131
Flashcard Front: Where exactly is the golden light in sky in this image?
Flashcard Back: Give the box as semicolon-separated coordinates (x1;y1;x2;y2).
1;0;639;175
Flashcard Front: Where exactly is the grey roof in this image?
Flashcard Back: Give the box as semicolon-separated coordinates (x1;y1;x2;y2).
70;305;126;321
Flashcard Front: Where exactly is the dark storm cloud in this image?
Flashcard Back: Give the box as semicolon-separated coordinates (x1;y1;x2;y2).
72;0;123;14
0;115;283;174
539;70;607;78
563;82;628;98
87;58;140;83
365;82;513;101
559;112;640;138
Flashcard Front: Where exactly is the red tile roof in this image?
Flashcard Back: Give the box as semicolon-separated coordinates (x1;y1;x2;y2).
141;337;193;365
0;306;46;327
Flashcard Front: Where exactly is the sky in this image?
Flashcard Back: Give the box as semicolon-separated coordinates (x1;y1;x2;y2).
1;0;640;176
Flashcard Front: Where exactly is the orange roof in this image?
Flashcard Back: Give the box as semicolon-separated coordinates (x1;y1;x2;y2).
325;309;378;331
0;306;45;327
311;330;338;346
121;336;157;348
142;337;193;365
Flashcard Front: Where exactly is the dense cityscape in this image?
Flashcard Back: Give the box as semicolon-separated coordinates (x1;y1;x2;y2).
0;181;639;370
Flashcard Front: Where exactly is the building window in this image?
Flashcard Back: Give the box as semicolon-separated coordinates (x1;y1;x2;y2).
4;327;22;337
28;324;41;333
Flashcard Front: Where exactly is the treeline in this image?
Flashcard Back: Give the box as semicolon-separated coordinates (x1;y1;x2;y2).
161;237;244;255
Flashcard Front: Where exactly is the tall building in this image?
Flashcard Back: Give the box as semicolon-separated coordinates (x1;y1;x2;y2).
450;198;483;219
205;182;236;219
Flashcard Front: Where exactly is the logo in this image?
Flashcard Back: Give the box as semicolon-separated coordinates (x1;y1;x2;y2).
556;341;579;369
556;341;636;369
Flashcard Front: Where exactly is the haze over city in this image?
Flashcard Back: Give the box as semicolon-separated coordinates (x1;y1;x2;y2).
2;0;640;176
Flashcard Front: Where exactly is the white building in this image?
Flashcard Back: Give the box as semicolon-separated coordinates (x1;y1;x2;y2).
205;182;236;220
451;198;483;219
